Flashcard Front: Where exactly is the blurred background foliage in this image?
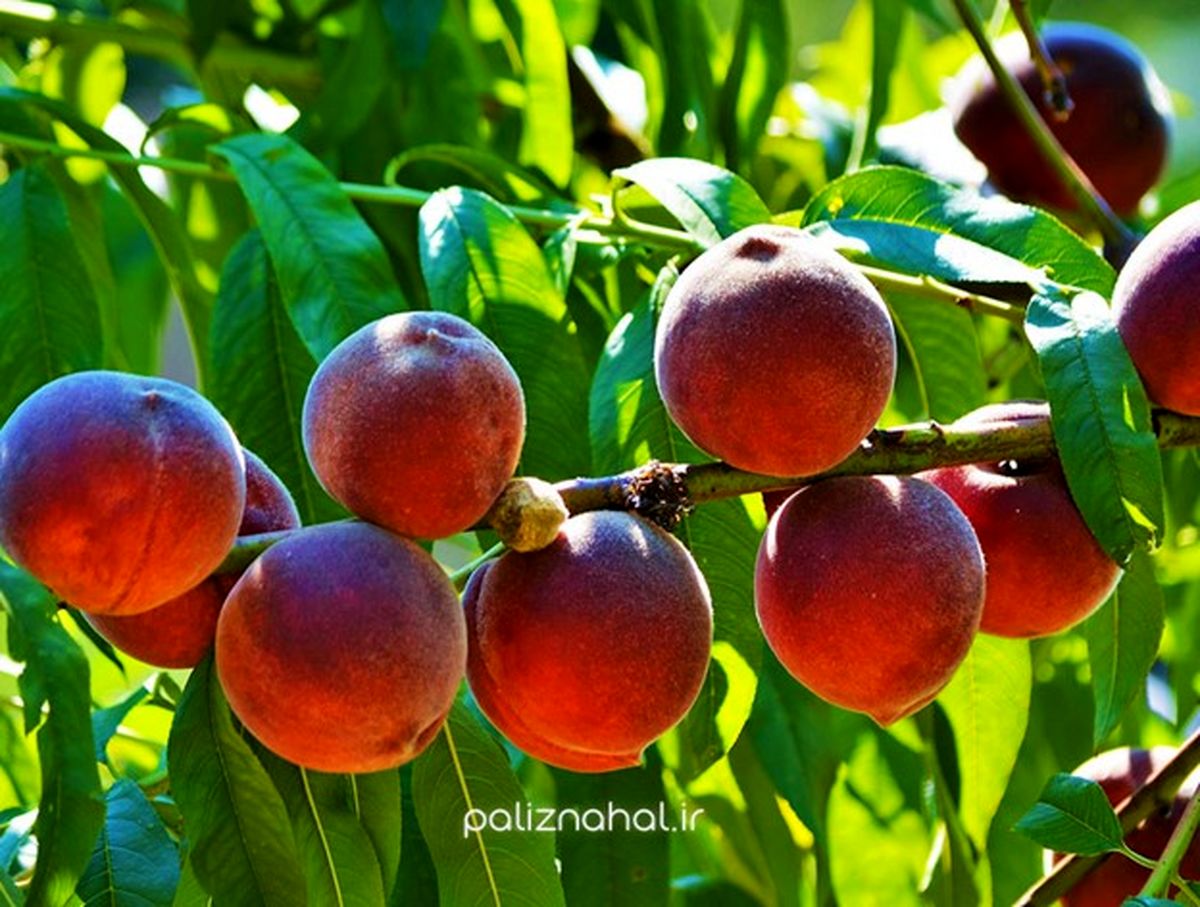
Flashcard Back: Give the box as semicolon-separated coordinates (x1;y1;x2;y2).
0;0;1199;905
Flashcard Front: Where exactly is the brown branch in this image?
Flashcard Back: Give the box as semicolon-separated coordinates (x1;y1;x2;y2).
215;409;1200;573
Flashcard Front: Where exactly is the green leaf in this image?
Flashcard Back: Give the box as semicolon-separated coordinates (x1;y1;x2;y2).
937;636;1032;849
76;780;179;907
746;654;865;851
92;686;149;764
167;657;306;906
98;183;170;375
382;0;445;69
828;728;928;905
171;856;209;907
554;764;670;906
418;186;592;480
0;163;103;423
888;289;988;422
352;771;403;899
1122;899;1182;907
1014;774;1125;855
850;0;905;166
494;0;573;186
1087;549;1164;745
0;564;104;907
412;700;565;907
289;2;389;152
0;88;214;382
210;230;344;524
256;753;388;907
1025;289;1164;563
718;0;790;172
651;0;717;159
801;166;1115;293
613;158;771;247
386;144;563;206
212;133;407;361
588;285;761;775
187;0;232;62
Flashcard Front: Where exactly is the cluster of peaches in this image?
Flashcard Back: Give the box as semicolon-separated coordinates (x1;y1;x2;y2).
1;24;1199;792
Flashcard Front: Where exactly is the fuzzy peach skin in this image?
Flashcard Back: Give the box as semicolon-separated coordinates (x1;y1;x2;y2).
920;402;1121;638
465;511;713;773
1113;201;1200;415
755;476;984;725
654;224;897;477
216;522;465;773
302;311;525;540
0;371;245;615
86;450;301;668
1054;747;1200;907
951;23;1171;215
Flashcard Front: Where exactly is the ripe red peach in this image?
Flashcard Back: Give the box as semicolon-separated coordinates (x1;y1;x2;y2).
754;476;984;724
1113;201;1200;415
85;451;301;668
302;312;525;540
465;511;713;772
1056;747;1200;907
951;23;1172;215
654;225;896;477
920;402;1121;638
216;522;465;772
0;371;245;615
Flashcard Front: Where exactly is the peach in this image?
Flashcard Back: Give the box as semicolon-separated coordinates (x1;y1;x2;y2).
951;23;1172;216
754;476;984;724
85;450;301;668
0;371;245;615
302;312;525;539
1056;747;1200;906
465;511;713;772
215;521;465;772
654;225;896;477
920;402;1121;638
1113;201;1200;415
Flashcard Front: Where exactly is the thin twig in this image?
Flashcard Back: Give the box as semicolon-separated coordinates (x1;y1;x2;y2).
1010;0;1073;119
949;0;1136;261
1017;728;1200;906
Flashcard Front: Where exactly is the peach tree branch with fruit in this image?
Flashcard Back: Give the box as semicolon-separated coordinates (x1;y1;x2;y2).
1;2;1199;906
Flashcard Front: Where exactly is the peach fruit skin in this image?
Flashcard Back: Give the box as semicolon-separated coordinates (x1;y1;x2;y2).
653;224;897;477
951;23;1171;216
465;511;713;773
216;522;465;773
1056;747;1200;907
1113;201;1200;415
0;371;245;615
85;450;301;668
302;311;525;540
754;476;984;725
920;402;1121;639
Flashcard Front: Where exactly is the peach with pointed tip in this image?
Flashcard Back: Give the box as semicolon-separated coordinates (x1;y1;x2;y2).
0;371;245;615
754;476;984;724
920;402;1121;638
302;311;525;540
85;450;301;668
654;225;897;477
216;522;465;772
465;511;713;773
